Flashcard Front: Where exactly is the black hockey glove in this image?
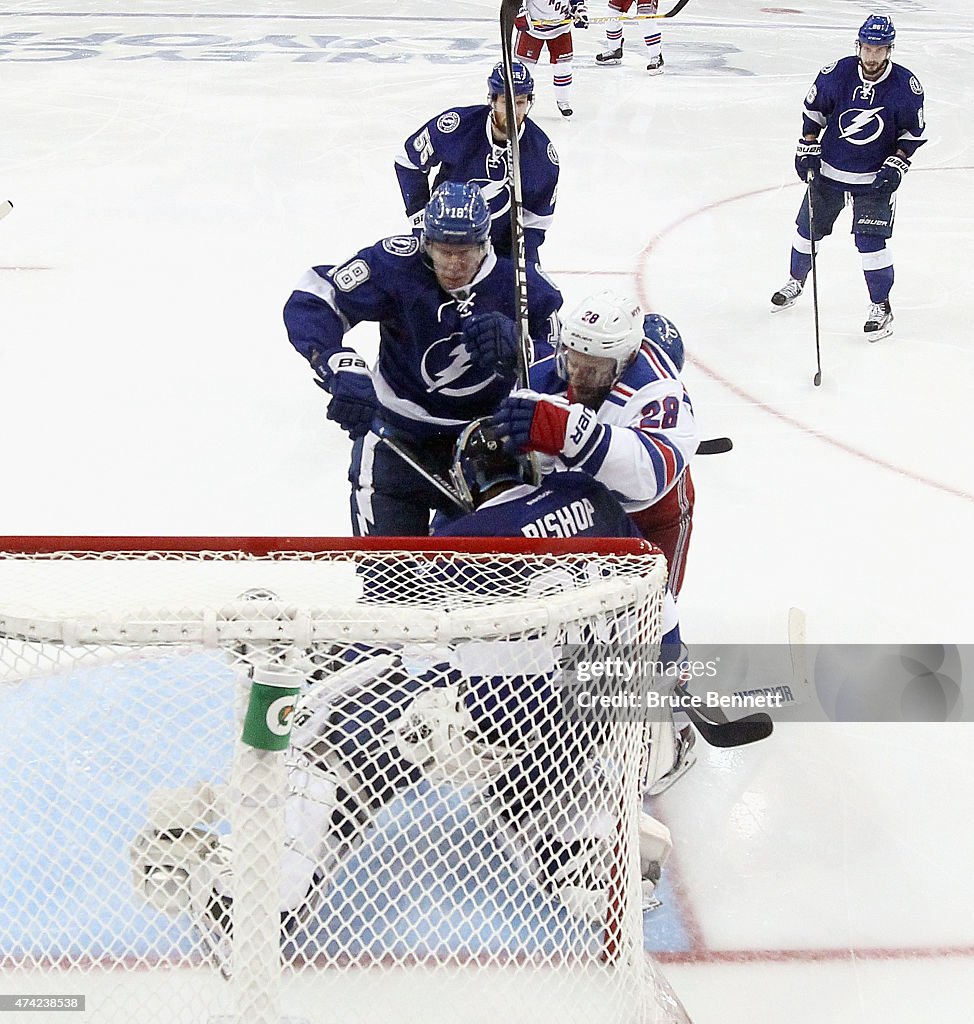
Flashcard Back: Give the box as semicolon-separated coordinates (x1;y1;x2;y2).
871;155;910;193
573;3;590;28
462;312;519;379
794;138;822;182
312;348;378;440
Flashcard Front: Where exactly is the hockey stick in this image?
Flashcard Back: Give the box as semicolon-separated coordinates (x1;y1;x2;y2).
696;437;732;456
806;173;823;387
0;200;12;221
499;0;532;387
377;435;473;513
682;701;774;748
536;0;694;26
532;0;692;26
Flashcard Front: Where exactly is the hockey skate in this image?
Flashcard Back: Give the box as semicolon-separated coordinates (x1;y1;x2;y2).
646;54;665;75
770;277;804;312
556;100;574;119
595;45;623;66
864;299;893;341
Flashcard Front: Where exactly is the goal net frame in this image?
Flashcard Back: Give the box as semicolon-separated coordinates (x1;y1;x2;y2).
0;535;690;1024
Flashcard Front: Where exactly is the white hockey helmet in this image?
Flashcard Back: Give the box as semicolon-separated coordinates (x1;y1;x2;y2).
557;290;644;380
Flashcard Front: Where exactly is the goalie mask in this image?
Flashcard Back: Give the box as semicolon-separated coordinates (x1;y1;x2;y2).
452;418;538;508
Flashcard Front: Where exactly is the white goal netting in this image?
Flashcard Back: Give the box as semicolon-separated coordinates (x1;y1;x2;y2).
0;537;690;1024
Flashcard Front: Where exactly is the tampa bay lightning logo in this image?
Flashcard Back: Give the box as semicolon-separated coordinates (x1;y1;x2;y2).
421;334;492;397
469;149;513;223
838;105;885;144
382;235;420;257
436;110;461;133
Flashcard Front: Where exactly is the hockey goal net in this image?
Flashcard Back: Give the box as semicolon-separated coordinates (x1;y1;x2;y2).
0;536;689;1024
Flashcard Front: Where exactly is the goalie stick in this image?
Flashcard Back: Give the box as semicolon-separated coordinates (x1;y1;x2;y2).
499;0;532;387
682;700;774;748
0;200;12;221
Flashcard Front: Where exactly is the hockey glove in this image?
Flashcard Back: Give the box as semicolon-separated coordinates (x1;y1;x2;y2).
573;2;590;28
313;348;378;440
407;209;426;238
871;155;910;193
794;138;822;182
462;312;520;380
514;6;533;32
490;390;603;464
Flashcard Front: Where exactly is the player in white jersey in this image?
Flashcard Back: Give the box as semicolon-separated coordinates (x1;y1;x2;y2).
594;0;664;74
490;291;697;597
514;0;590;118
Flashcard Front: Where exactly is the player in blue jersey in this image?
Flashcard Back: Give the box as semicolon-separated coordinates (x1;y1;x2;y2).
283;181;562;537
436;420;640;541
395;61;559;263
770;15;927;341
489;291;698;597
436;419;696;806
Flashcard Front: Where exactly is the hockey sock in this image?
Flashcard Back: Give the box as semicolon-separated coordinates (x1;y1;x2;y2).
857;238;894;303
789;248;812;284
644;31;661;58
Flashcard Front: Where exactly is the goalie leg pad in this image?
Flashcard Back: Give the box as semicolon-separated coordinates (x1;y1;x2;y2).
638;811;673;910
130;827;225;917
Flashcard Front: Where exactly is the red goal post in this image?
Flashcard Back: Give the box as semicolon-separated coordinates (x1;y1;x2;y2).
0;536;689;1024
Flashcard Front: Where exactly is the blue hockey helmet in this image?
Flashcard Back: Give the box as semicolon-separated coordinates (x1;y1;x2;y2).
642;313;685;372
423;182;491;246
858;14;895;48
451;418;537;508
487;60;535;99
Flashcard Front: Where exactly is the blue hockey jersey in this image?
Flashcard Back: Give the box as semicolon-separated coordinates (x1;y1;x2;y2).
395;104;559;262
283;236;562;439
435;472;642;541
802;55;926;191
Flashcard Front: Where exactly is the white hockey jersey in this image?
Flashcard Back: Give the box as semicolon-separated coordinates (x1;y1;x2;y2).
528;341;697;510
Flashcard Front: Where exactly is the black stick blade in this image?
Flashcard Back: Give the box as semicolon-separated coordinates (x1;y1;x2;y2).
696;437;732;455
687;709;774;748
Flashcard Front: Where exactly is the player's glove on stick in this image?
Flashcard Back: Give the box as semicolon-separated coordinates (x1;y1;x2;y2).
573;2;589;28
462;312;519;380
794;139;822;182
313;348;378;440
514;6;533;32
871;155;910;193
490;390;603;465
